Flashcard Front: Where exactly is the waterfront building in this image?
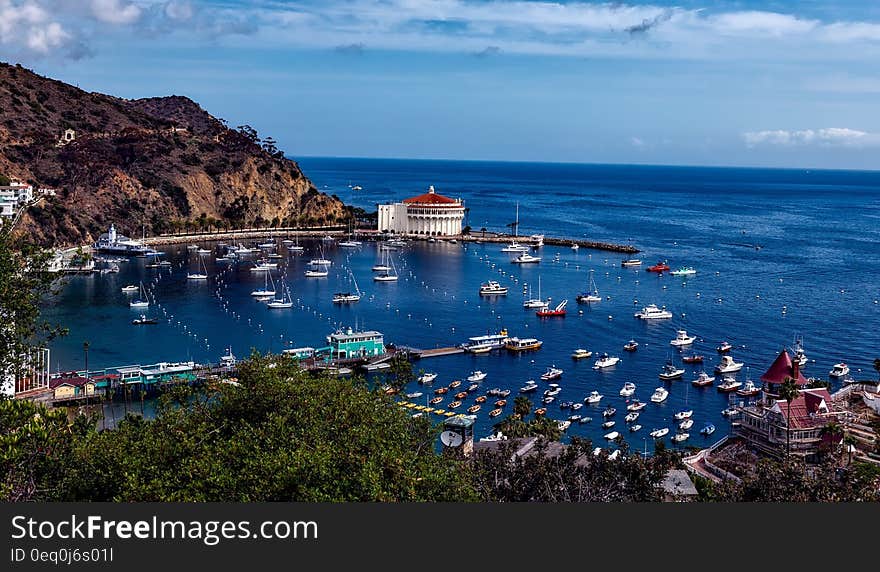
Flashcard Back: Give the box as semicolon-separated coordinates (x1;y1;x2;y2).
325;328;385;359
113;361;197;388
282;347;316;360
49;373;97;402
377;186;465;236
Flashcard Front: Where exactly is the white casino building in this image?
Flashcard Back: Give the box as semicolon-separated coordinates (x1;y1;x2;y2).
377;186;465;236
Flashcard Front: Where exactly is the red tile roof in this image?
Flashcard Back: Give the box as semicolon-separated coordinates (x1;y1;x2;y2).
760;349;809;386
403;188;460;205
50;374;89;389
774;388;832;429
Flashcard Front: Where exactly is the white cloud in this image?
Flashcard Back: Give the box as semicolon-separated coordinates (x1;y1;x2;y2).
0;0;72;56
89;0;141;25
164;1;194;22
743;128;880;148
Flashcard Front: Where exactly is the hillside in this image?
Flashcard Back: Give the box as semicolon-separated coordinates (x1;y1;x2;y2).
0;63;345;246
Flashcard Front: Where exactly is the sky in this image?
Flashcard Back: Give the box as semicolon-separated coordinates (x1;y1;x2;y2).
4;1;880;169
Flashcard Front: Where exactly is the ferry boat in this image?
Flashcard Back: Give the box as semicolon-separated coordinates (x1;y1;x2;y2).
736;380;761;397
717;341;733;353
670;330;696;346
593;353;620;369
634;304;673;319
650;386;669;403
540;366;563;381
619;382;636;397
505;337;543;352
682;354;704;364
627;400;646;412
621;259;642;267
717;377;743;392
576;270;602;303
646;261;670;273
462;329;510;352
511;252;541;264
669;266;697;276
536;299;567;317
692;372;715;387
623;340;639;352
571;348;592;360
479;280;509;296
466;371;487;382
715;355;744;374
658;361;685;380
829;362;850;378
586;391;603;404
650;427;669;439
93;224;157;256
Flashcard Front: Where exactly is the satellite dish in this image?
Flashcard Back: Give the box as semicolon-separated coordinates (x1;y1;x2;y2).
440;430;463;448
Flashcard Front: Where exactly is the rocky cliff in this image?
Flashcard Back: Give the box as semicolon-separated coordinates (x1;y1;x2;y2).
0;63;345;246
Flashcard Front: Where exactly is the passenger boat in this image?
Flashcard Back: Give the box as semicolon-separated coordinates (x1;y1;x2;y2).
602;420;616;429
646;261;670;273
624;412;640;423
736;380;761;397
576;270;602;303
829;362;850;378
536;299;567;317
489;408;502;418
700;424;716;436
682;354;704;364
511;252;541;264
448;401;462;409
658;361;685;380
650;428;669;439
669;266;697;276
717;377;743;392
674;409;693;421
619;382;636;397
602;406;617;418
627;399;646;412
131;315;158;325
629;424;642;432
467;404;481;414
623;340;639;352
466;371;487;382
418;372;438;384
534;408;547;416
475;395;487;404
717;341;733;353
505;337;543;352
540;366;563;381
519;380;539;393
634;304;673;319
715;355;744;374
604;431;620;440
650;386;669;403
571;348;593;360
429;396;443;405
586;391;603;404
462;329;510;352
621;259;642;267
672;432;690;443
593;353;620;369
479;280;509;296
670;330;696;346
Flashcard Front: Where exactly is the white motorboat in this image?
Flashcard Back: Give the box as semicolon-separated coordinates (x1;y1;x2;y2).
721;406;739;417
602;420;616;429
512;252;541;264
792;337;808;368
673;409;693;420
250;261;278;272
692;372;715;387
619;382;636;397
715;355;744;374
669;266;697;276
650;387;669;403
670;329;696;346
586;391;603;404
659;361;685;380
544;384;561;397
540;366;563;381
624;411;640;423
121;284;139;293
717;377;743;392
829;362;850;378
418;373;438;384
672;432;690;443
520;381;539;393
571;348;593;360
479;432;508;443
629;424;642;432
219;347;237;369
626;399;646;412
557;420;571;432
604;431;620;440
466;371;487;382
621;259;642;267
571;402;583;411
634;304;673;319
479;280;508;295
649;427;669;439
678;418;694;431
570;244;579;251
593;353;620;370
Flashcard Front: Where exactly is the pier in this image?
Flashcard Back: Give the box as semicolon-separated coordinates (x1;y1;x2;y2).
459;232;640;254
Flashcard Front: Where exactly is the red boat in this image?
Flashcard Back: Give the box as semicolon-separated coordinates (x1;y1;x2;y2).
537;299;567;318
646;261;670;273
682;354;704;364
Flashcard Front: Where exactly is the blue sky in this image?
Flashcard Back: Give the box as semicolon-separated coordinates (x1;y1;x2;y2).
4;1;880;169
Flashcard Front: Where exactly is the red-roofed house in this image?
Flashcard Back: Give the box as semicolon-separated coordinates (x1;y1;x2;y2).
759;349;809;395
378;186;465;236
49;373;97;402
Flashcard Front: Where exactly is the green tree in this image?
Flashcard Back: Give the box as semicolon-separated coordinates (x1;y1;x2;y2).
778;377;800;456
514;396;532;419
0;174;10;186
386;354;414;392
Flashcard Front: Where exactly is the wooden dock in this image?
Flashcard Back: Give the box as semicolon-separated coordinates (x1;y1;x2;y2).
396;346;465;359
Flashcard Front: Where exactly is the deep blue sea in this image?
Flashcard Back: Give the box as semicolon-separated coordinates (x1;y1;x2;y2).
43;158;880;450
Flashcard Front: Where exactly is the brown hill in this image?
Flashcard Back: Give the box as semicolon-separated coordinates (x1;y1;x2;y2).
0;62;345;246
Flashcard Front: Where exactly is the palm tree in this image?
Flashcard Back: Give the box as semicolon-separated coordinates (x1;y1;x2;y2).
514;396;532;420
778;376;800;456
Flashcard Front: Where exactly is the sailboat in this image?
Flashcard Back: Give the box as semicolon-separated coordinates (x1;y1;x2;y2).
186;254;208;280
338;220;362;248
374;250;399;282
501;202;529;253
523;276;549;309
267;282;294;309
576;269;601;303
288;233;304;253
129;281;150;308
304;262;328;277
333;268;362;303
251;270;276;298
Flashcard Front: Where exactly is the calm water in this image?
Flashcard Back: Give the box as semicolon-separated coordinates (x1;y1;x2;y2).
44;159;880;450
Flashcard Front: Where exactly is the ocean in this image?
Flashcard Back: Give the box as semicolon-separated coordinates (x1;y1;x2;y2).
42;158;880;449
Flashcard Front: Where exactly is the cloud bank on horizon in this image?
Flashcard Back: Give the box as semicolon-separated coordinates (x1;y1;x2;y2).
3;1;880;168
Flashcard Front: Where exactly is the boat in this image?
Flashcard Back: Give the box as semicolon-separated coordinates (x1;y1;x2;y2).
448;401;462;409
659;361;685;380
792;337;808;368
511;252;541;264
186;255;209;280
121;284;139;293
536;299;567;317
530;234;544;247
250;261;278;272
829;362;850;378
534;408;547;416
585;391;603;404
489;409;502;418
634;304;673;319
717;341;733;353
576;270;602;303
627;399;646;412
629;424;642;432
505;337;543;352
571;348;592;360
682;354;704;364
543;384;561;397
251;271;277;298
93;224;157;256
602;406;617;418
624;411;639;423
467;405;481;414
466;371;487;382
649;428;669;439
621;259;642;267
571;402;582;411
604;431;620;440
672;432;690;443
670;330;696;346
700;424;716;436
433;387;449;395
501;202;530;253
496;389;511;398
540;366;563;381
267;284;294;309
131;315;158;325
674;409;693;421
568;414;581;422
468;344;492;354
717;377;743;392
593;353;620;370
623;340;638;352
691;371;715;386
650;387;669;403
333;269;362;303
462;329;510;352
373;250;399;282
129;282;150;308
570;244;579;251
429;396;443;405
619;382;636;397
736;379;761;397
646;261;670;273
479;280;509;296
722;406;739;417
474;395;486;403
405;392;423;399
579;416;593;424
418;373;438;384
602;420;616;429
448;380;462;389
304;265;329;277
669;266;697;276
522;276;549;309
541;395;555;405
519;381;539;393
715;355;744;374
219;347;237;369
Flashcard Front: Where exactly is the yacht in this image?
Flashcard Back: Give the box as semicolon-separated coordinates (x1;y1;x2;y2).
219;348;237;369
603;431;620;440
624;411;640;423
544;384;562;397
121;284;139;293
669;266;697;276
716;341;733;353
593;353;620;370
634;304;673;319
93;224;156;256
504;337;543;352
715;355;744;374
602;420;616;429
479;280;509;296
466;371;487;382
627;400;646;412
670;330;696;346
602;406;617;418
650;387;669;403
629;424;642;433
540;366;563;381
721;406;739;417
692;372;715;387
585;391;603;404
621;259;642;267
619;382;636;397
251;272;277;298
511;252;541;264
658;361;685;380
674;409;693;421
520;380;539;393
129;282;150;308
418;373;438;384
829;362;850;378
649;427;669;439
717;377;743;392
736;380;761;397
571;348;593;360
576;270;602;303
